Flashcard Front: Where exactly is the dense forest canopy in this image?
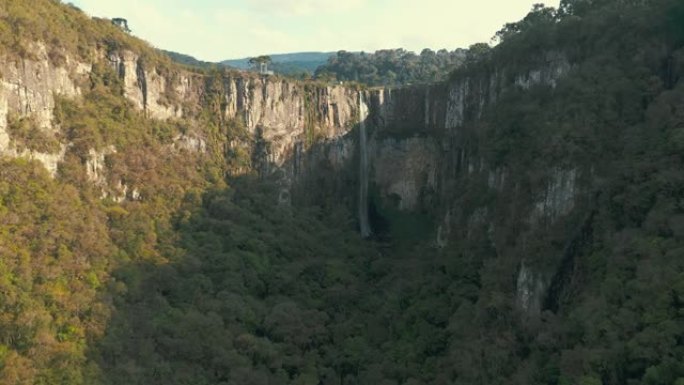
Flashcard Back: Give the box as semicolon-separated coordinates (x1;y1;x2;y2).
0;0;683;384
314;48;466;87
162;48;466;85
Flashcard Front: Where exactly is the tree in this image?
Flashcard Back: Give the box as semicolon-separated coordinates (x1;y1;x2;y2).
248;55;273;73
494;3;558;43
314;48;466;86
466;43;491;63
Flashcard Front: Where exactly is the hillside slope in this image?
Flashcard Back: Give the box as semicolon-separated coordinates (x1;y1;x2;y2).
0;0;684;385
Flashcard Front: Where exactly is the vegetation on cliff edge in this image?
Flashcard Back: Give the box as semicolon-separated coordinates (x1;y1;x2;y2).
1;0;684;384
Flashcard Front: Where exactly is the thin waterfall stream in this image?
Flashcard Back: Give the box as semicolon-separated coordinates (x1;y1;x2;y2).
358;91;371;238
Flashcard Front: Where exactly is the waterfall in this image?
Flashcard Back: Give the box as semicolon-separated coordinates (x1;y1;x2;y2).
358;92;372;238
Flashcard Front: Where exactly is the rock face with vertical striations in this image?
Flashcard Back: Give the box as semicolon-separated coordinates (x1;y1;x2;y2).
0;42;86;175
5;1;684;382
0;34;579;317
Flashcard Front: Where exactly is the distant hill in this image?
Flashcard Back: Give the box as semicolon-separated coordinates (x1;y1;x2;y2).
160;51;336;76
221;52;336;75
163;49;464;86
160;50;224;70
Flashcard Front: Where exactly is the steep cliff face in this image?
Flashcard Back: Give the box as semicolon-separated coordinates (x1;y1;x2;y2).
5;1;684;383
107;50;185;120
0;36;629;322
106;48;363;171
348;51;578;316
0;43;89;175
355;51;573;218
358;52;573;215
0;43;365;193
107;48;362;142
0;41;576;311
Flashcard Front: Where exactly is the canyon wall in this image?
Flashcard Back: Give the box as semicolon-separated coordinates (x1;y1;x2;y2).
0;43;363;179
0;42;580;316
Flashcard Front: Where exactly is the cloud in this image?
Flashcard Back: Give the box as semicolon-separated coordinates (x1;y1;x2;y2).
70;0;561;61
247;0;366;16
212;8;300;56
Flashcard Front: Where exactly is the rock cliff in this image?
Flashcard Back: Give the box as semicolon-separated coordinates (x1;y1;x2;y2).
0;42;363;188
0;39;579;317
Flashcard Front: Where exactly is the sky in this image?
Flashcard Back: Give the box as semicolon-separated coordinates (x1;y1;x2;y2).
69;0;561;62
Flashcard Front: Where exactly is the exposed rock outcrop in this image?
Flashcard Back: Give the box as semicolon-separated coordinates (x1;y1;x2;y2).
0;41;580;317
371;137;439;211
516;262;547;315
0;43;367;181
0;43;88;175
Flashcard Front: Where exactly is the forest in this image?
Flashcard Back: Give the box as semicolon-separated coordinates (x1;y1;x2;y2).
314;48;466;87
0;0;684;384
163;49;465;85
